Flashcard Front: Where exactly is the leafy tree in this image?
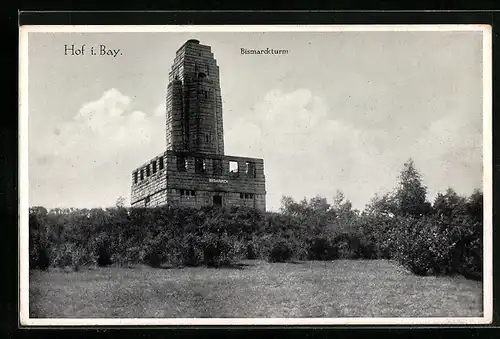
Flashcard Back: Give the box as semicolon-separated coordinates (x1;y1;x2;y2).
433;188;468;219
116;196;127;208
394;159;431;217
280;196;307;219
364;193;397;217
332;190;357;227
309;196;331;213
332;190;348;211
466;189;483;224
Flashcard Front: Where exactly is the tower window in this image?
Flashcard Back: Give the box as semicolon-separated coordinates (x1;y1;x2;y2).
146;165;150;177
204;90;208;99
229;161;239;178
177;156;187;171
133;171;138;184
140;169;144;181
213;159;223;176
152;160;157;174
159;157;164;170
195;158;207;173
180;189;196;197
246;161;256;178
198;72;206;78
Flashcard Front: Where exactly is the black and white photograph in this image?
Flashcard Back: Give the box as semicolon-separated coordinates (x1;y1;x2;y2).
19;25;492;325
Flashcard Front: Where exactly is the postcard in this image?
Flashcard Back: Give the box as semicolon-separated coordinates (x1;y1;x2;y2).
19;24;492;326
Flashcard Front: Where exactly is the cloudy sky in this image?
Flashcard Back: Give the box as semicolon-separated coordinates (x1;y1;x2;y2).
26;28;485;211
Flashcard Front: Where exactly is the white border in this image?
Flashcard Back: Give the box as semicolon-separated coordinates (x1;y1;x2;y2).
19;24;493;326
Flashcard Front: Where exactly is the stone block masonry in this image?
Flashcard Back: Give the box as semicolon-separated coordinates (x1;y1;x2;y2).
131;150;266;211
131;39;266;211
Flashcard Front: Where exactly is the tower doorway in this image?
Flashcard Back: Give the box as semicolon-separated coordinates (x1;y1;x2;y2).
213;195;222;207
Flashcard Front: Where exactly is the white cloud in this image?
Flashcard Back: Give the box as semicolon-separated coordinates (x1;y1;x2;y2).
411;113;483;201
154;102;165;117
226;88;482;212
225;88;391;211
29;87;482;211
30;88;165;208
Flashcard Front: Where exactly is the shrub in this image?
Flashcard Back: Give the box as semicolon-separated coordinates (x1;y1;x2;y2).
28;189;483;280
97;245;113;267
95;233;113;267
388;215;483;277
51;243;91;270
307;235;337;260
200;233;242;267
360;214;397;260
245;234;267;260
37;246;50;270
246;242;258;260
268;237;296;262
29;243;51;270
457;220;483;280
143;250;162;268
332;233;357;259
181;234;203;267
390;217;436;275
142;235;169;268
459;236;482;280
115;246;142;267
358;239;378;259
306;232;364;260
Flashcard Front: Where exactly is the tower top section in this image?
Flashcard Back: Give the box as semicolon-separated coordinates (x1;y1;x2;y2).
168;40;220;85
165;40;225;155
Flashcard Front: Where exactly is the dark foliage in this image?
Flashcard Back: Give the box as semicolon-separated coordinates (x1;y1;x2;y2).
268;237;296;262
28;161;483;280
36;246;50;270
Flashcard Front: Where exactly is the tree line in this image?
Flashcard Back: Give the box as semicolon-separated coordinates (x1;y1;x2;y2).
29;159;483;280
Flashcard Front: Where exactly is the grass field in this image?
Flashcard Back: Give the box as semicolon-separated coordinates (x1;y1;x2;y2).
29;260;483;318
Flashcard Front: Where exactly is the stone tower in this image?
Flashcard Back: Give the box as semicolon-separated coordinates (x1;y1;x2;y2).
131;39;266;211
165;39;224;155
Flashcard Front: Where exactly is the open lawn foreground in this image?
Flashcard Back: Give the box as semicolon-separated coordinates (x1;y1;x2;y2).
29;260;483;318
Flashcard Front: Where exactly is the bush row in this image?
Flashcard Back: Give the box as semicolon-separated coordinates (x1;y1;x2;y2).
28;195;483;280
